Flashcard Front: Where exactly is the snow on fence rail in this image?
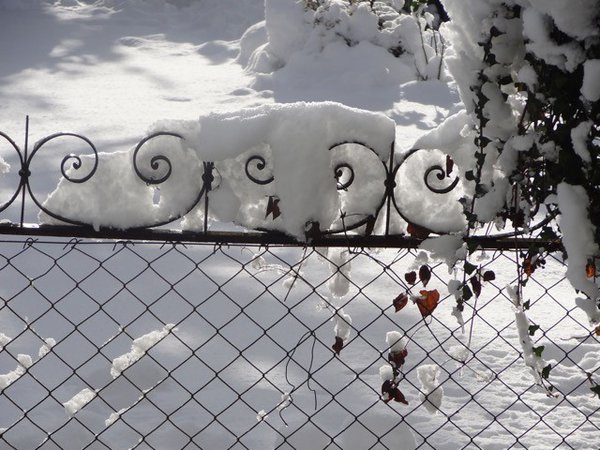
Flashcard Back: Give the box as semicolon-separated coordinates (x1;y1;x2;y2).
0;113;556;248
0;115;598;449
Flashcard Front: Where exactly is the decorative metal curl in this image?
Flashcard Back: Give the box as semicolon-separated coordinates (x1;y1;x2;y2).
21;130;210;230
424;165;460;194
245;155;274;185
323;141;390;235
395;148;460;196
334;163;355;191
23;133;100;226
133;132;183;185
389;148;461;235
0;131;26;214
30;133;99;184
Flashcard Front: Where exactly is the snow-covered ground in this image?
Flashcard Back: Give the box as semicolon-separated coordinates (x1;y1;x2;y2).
0;1;598;449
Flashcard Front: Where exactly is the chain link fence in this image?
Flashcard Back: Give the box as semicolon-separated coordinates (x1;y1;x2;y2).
0;237;598;449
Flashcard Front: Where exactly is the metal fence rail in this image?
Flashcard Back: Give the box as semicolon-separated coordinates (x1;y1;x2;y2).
1;238;598;449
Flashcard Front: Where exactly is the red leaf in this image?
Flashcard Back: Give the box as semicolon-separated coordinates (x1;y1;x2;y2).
417;290;440;318
393;293;409;312
265;196;281;220
407;223;430;239
388;348;408;368
332;336;344;355
470;276;482;298
381;380;408;405
482;270;496;282
393;388;408;405
381;380;394;403
446;155;454;176
523;258;534;277
405;271;417;285
419;265;431;287
586;260;596;279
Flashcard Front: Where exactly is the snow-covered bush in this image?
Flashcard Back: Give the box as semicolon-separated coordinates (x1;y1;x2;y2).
426;0;600;325
244;0;448;80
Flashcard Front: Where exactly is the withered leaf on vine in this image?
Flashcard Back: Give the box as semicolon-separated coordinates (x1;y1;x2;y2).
482;270;496;282
464;261;477;275
523;258;535;277
586;260;596;278
407;223;430;239
532;345;545;358
470;276;482;298
388;348;408;368
595;325;600;337
265;196;281;220
393;293;409;312
405;271;417;285
332;336;344;355
381;380;408;405
417;289;440;318
419;265;431;287
462;284;473;302
541;364;552;380
446;155;454;176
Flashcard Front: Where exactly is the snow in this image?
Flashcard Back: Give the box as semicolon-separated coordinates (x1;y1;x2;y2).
0;333;11;351
513;307;547;383
571;121;593;164
262;0;309;68
38;337;56;357
522;7;585;73
332;309;352;342
516;63;538;91
63;388;96;417
42;102;395;239
581;59;600;102
419;235;465;268
385;330;407;354
104;407;129;427
0;354;32;391
256;409;268;422
575;297;600;325
416;364;443;414
326;248;351;298
557;183;600;302
527;0;600;40
110;324;176;378
448;345;469;363
379;364;394;383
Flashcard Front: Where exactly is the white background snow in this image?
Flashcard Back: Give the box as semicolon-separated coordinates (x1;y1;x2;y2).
0;1;598;449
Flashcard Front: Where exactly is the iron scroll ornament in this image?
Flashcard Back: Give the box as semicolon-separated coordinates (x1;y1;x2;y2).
26;132;102;226
242;143;463;236
0;125;555;239
9;131;211;230
0;130;27;216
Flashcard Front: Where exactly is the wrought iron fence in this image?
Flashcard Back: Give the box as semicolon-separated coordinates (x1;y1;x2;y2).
0;117;557;247
0;122;599;449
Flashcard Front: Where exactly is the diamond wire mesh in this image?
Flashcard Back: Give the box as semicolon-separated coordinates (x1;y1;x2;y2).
0;238;598;449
